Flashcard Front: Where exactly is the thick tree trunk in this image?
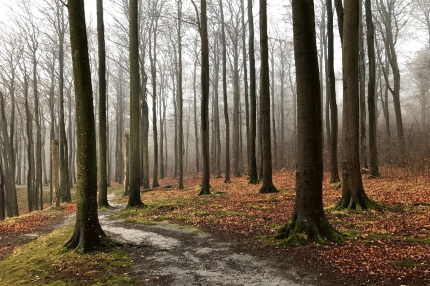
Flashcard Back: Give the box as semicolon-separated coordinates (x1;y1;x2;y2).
65;0;110;253
233;43;241;178
277;0;340;244
259;0;277;194
199;0;211;196
339;0;378;210
128;0;144;206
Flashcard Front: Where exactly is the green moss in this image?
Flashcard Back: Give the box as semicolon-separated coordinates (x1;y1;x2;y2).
0;225;136;285
393;259;421;268
330;182;342;190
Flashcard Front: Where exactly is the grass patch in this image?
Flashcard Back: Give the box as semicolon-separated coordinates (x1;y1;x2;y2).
0;225;135;286
393;259;421;268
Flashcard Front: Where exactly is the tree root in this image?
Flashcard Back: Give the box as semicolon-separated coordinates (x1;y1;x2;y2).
336;192;381;211
259;183;278;194
274;219;344;245
65;225;120;254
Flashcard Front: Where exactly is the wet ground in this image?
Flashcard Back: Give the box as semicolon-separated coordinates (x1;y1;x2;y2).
100;199;318;286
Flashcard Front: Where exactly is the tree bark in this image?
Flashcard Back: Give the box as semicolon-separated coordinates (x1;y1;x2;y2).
128;0;144;206
277;0;340;244
259;0;277;194
219;0;231;183
123;131;130;196
339;0;378;210
65;0;110;253
365;0;380;177
199;0;211;196
327;0;340;183
51;140;61;208
247;0;258;184
177;0;184;188
97;0;110;207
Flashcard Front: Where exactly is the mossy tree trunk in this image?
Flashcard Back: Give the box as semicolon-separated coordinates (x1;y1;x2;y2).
259;0;277;194
276;0;341;244
97;0;110;207
65;0;109;254
338;0;378;210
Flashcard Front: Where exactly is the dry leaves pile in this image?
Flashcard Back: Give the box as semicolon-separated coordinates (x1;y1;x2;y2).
0;202;76;233
138;169;429;285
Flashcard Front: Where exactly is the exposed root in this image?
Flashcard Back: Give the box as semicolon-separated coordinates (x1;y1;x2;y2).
65;226;120;254
275;219;344;246
336;192;381;211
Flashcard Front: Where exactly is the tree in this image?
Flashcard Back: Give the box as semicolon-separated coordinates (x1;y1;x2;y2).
375;0;407;160
65;0;110;253
219;0;231;183
177;0;184;189
366;0;380;177
200;0;211;195
327;0;340;183
259;0;277;194
338;0;378;210
247;0;258;184
128;0;144;207
276;0;340;244
97;0;110;207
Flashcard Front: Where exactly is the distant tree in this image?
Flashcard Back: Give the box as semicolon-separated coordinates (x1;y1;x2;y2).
277;0;340;243
338;0;378;210
365;0;380;177
259;0;277;194
65;0;110;253
219;0;231;183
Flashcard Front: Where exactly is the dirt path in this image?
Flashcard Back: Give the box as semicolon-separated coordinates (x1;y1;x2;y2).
100;200;319;286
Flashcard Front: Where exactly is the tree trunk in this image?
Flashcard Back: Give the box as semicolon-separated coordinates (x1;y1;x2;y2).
247;0;258;184
51;140;61;208
241;0;250;176
358;1;368;169
128;0;144;206
97;0;110;207
199;0;211;196
270;47;278;171
176;2;184;187
327;0;340;183
365;0;380;177
65;0;110;253
259;0;277;194
0;91;19;217
338;0;378;210
0;155;5;221
219;0;231;183
123;131;130;196
24;75;35;213
277;0;340;244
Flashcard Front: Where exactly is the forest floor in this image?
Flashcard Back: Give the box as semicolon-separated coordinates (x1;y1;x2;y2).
0;168;429;285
